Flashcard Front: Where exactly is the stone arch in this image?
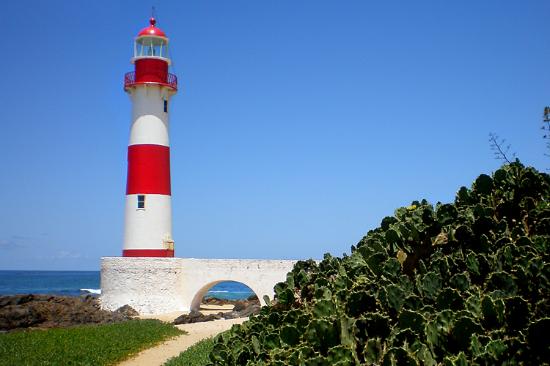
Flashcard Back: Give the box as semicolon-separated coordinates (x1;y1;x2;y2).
189;279;263;312
101;258;299;314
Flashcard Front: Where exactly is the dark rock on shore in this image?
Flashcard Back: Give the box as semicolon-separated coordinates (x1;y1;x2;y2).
173;310;223;324
201;295;259;307
115;304;139;317
222;304;261;319
0;294;135;331
174;297;262;325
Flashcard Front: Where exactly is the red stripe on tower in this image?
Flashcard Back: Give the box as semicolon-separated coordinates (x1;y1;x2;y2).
126;144;171;195
122;249;175;257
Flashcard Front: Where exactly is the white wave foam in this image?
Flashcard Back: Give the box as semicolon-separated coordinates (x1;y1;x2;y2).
81;288;101;295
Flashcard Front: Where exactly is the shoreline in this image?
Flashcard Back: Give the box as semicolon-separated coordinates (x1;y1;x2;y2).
0;293;259;332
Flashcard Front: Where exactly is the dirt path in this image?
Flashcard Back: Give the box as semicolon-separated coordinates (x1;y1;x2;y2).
118;307;246;366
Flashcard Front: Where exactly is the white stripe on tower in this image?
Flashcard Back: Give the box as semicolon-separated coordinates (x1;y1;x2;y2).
129;87;170;146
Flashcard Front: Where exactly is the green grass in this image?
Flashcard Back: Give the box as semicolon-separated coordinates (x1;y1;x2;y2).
164;337;215;366
0;319;183;365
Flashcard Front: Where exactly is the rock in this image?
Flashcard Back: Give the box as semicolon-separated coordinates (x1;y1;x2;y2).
173;310;223;325
232;301;248;312
0;306;44;329
0;294;36;307
222;304;261;319
201;295;260;308
247;295;260;302
202;297;231;306
0;294;131;331
237;304;261;317
115;305;139;317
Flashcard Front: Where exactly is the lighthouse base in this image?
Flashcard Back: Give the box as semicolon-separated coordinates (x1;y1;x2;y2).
100;257;185;314
100;257;299;315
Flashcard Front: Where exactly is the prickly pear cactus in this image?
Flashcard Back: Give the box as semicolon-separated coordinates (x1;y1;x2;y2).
208;162;550;365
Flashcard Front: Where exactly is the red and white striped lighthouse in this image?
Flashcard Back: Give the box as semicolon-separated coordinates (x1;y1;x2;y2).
122;17;177;257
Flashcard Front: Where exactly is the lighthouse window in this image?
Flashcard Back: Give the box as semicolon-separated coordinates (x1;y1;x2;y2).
164;100;168;113
137;195;146;209
135;38;167;59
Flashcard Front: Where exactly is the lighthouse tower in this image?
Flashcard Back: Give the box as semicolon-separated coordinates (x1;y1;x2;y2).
122;17;177;257
101;17;297;316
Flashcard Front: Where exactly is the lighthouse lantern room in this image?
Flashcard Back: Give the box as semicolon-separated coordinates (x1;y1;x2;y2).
122;17;177;257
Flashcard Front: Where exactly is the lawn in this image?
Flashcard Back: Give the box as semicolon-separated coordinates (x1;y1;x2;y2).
164;337;214;366
0;319;183;365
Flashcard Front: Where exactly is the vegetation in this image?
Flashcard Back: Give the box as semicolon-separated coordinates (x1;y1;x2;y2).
0;319;183;365
165;337;215;366
543;107;550;160
488;133;515;164
207;162;550;365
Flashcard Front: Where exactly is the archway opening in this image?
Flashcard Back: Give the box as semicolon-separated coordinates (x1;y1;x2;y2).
204;281;256;303
189;280;261;315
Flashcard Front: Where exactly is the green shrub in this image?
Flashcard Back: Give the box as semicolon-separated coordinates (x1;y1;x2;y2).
207;162;550;365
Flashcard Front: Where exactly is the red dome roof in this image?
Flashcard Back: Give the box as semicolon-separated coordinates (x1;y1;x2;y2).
137;18;167;38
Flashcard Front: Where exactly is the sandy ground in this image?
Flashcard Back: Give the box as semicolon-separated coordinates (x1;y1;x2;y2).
118;305;246;366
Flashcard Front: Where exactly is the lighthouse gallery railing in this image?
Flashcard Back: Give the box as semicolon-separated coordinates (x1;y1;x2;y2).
124;71;178;90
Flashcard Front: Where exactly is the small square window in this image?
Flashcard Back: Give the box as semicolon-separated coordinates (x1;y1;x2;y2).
163;100;168;113
137;195;145;209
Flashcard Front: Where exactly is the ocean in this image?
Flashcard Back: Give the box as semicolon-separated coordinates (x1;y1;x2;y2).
0;271;255;300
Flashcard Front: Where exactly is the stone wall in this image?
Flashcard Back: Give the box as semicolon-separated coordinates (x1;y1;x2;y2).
101;257;185;314
100;257;298;315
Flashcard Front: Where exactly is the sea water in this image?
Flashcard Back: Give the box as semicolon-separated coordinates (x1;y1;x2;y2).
203;281;256;301
0;271;99;297
0;271;254;300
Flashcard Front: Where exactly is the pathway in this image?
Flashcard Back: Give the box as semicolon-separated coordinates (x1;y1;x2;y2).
118;307;246;366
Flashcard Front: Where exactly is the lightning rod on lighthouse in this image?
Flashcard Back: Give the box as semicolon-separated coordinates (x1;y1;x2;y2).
122;17;177;257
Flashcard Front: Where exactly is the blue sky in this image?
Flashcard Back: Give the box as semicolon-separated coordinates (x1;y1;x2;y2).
0;0;548;270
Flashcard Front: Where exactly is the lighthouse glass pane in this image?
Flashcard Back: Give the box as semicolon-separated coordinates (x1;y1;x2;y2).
145;44;153;56
137;195;145;209
151;42;165;57
136;42;145;57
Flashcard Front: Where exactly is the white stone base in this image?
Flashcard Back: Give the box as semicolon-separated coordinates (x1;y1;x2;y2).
101;257;185;314
100;257;298;315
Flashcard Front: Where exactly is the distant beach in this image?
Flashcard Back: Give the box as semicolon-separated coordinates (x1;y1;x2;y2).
0;270;254;300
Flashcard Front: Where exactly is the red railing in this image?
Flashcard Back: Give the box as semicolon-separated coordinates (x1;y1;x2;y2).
124;71;178;90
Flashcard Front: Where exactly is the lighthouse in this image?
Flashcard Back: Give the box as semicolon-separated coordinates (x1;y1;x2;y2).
100;16;298;316
122;17;177;257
